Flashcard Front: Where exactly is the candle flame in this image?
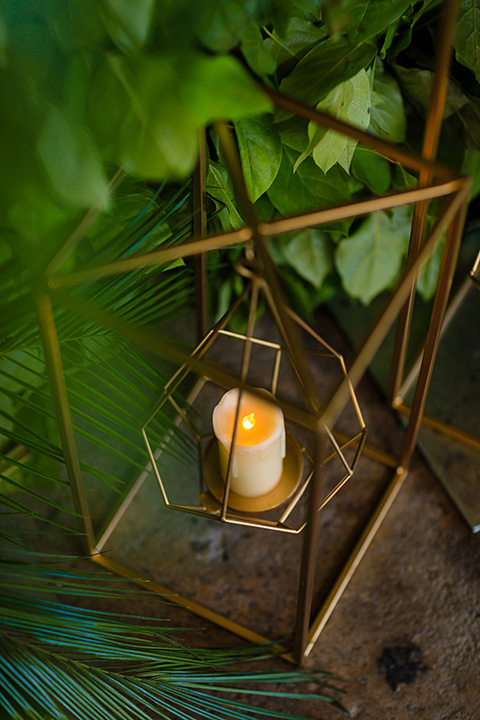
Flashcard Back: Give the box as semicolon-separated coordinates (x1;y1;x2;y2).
242;413;256;430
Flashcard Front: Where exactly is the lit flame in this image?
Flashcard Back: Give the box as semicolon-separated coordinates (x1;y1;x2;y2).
242;413;256;430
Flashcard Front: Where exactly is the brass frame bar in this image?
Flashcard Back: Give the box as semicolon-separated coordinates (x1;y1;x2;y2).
400;196;470;469
49;228;253;289
259;181;460;236
389;0;458;404
319;185;468;431
193;128;208;341
471;249;480;287
294;430;326;665
35;290;94;553
214;119;324;663
396;403;480;454
91;552;292;659
306;467;409;656
394;273;472;405
264;89;457;181
48;181;460;291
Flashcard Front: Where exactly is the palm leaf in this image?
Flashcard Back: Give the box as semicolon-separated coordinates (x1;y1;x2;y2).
0;549;345;720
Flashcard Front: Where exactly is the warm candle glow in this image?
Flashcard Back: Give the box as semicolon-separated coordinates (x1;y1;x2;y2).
242;413;256;430
213;389;286;497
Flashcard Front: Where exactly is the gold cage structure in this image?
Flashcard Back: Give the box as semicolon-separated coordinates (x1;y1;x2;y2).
142;278;367;534
37;0;473;663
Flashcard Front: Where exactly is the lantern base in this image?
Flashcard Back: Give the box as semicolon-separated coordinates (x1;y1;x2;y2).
202;431;304;513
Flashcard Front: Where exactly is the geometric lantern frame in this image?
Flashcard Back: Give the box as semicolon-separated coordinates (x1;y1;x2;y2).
37;0;472;664
142;283;367;534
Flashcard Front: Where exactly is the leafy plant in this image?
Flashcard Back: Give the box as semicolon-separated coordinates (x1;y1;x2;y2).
202;0;480;317
1;1;479;717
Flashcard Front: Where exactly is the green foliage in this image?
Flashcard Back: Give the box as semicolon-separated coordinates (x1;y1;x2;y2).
294;68;371;173
3;0;478;318
335;207;411;304
235;115;283;201
281;230;334;289
0;550;345;720
370;61;406;142
279;36;377;108
454;0;480;84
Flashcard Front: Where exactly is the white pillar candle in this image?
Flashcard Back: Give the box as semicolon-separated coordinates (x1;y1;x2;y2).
212;388;286;497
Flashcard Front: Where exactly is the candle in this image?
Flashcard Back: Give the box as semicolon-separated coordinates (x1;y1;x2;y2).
212;388;286;497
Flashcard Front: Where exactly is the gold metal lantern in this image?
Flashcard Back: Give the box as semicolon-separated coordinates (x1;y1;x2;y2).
142;268;366;534
36;0;473;664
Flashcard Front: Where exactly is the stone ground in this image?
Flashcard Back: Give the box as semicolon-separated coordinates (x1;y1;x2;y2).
6;304;480;720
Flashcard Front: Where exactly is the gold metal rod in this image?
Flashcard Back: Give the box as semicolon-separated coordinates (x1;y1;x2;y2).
219;330;281;349
471;249;480;281
396;402;480;453
264;88;457;181
45;169;125;278
90;553;292;658
223;516;298;533
278;472;312;524
259;180;462;238
394;275;473;404
400;193;470;470
294;429;326;664
306;467;409;655
214;119;319;413
332;431;398;469
35;290;94;553
54;290;316;427
96;457;156;552
287;308;342;359
49;180;461;292
221;281;260;520
318;183;469;433
271;348;282;395
388;0;458;403
194;128;208;341
318;473;352;511
49;227;253;289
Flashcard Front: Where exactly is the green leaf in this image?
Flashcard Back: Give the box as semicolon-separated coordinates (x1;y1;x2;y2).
194;0;248;52
101;0;155;51
235;115;282;201
295;68;371;173
457;95;480;151
240;21;277;76
263;17;327;66
392;64;469;120
277;117;309;152
0;394;14;446
282;230;333;288
370;64;406;142
335;206;411;304
37;108;110;210
454;0;480;84
462;150;480;199
343;0;415;42
267;147;351;217
206;161;244;230
89;53;270;181
279;36;377;109
185;55;272;122
417;234;445;301
393;164;418;190
351;147;391;194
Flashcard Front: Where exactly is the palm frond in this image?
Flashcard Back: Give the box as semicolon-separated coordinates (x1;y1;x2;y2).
0;550;345;720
